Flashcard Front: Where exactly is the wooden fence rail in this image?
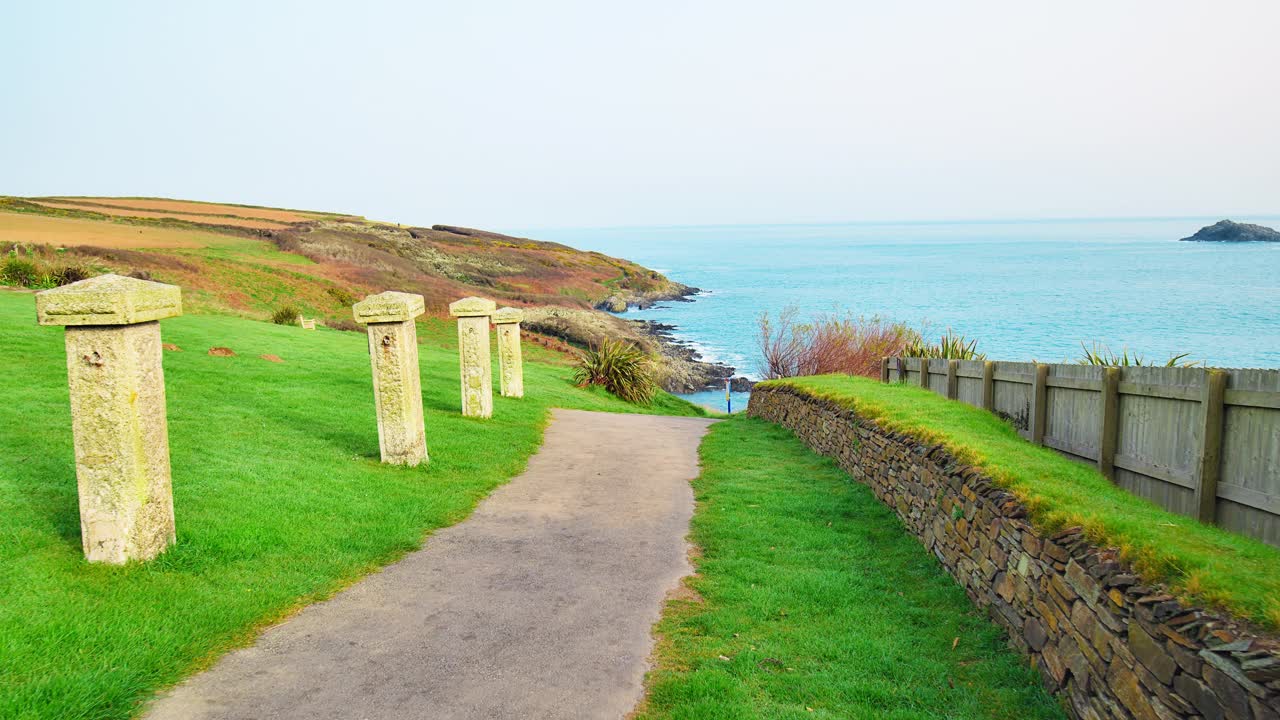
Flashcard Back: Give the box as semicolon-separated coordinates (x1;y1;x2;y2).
883;357;1280;547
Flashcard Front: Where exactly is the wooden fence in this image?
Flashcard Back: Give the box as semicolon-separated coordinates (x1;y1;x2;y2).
881;357;1280;547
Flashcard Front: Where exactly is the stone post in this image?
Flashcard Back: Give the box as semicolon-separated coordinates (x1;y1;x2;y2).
491;307;524;399
35;274;182;564
448;297;497;418
353;291;428;466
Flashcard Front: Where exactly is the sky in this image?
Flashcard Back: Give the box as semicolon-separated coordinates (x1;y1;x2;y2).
4;1;1278;230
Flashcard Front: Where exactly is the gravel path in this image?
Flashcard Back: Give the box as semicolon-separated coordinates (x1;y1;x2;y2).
145;409;716;720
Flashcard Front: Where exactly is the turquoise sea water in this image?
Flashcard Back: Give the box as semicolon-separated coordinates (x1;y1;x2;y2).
531;218;1280;413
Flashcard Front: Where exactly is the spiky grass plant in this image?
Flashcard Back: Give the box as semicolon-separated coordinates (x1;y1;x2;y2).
904;329;986;360
572;338;657;404
1077;342;1197;367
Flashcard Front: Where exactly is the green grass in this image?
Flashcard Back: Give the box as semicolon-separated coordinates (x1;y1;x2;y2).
637;417;1064;720
0;289;701;720
760;375;1280;630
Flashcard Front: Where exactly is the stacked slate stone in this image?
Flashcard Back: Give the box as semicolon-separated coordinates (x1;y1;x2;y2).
749;384;1280;720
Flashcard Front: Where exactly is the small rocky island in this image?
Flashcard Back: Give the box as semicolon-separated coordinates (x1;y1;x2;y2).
1180;219;1280;243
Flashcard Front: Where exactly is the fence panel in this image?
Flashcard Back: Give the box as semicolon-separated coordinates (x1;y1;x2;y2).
991;361;1035;435
1113;366;1205;518
1219;369;1280;544
883;358;1280;547
956;360;985;408
1043;364;1103;464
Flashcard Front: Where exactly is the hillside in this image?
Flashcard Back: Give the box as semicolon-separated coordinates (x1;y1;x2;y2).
0;196;738;390
0;196;693;316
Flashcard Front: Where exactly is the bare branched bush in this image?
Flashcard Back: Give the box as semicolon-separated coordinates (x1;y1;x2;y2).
757;307;919;379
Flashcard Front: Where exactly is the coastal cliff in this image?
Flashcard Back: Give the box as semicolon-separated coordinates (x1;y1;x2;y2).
1180;219;1280;243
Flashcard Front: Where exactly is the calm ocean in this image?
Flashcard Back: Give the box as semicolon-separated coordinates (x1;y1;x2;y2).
531;218;1280;413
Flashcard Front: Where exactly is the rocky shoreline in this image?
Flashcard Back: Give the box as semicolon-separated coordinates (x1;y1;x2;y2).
595;282;700;313
629;318;755;394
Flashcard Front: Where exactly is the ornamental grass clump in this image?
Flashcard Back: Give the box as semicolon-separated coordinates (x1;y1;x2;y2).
271;304;302;325
572;338;656;404
1077;342;1198;367
904;329;986;360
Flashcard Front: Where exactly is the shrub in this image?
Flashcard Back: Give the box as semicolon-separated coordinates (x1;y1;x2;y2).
50;265;91;286
572;338;656;404
903;329;986;360
271;304;302;325
326;286;356;306
328;318;362;333
1;255;40;287
1077;342;1197;367
757;307;919;379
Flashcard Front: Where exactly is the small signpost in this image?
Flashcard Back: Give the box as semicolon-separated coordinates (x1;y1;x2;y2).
725;378;732;414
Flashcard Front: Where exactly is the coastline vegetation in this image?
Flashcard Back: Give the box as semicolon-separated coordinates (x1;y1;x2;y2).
0;289;702;719
1076;342;1198;367
756;308;917;380
1;244;96;289
572;337;658;404
635;416;1064;719
757;374;1280;630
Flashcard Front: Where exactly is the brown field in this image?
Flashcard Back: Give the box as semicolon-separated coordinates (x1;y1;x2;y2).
0;212;245;249
31;201;293;230
41;197;329;224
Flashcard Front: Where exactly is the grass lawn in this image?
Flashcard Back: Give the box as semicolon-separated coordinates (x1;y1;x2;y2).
637;417;1064;720
760;375;1280;630
0;289;701;720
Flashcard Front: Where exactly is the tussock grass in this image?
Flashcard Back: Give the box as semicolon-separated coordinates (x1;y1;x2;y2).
760;375;1280;630
637;417;1063;719
0;290;701;719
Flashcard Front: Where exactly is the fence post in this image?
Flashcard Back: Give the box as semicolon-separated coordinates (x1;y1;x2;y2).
1031;363;1049;445
946;360;959;400
1098;367;1120;482
1193;369;1227;524
982;361;995;411
880;357;889;383
919;358;930;389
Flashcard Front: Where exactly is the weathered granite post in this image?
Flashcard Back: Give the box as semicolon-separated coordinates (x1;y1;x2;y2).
449;297;496;418
353;291;428;466
35;274;181;564
491;307;524;399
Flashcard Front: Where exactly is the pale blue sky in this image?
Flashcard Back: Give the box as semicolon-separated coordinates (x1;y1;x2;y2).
4;1;1278;229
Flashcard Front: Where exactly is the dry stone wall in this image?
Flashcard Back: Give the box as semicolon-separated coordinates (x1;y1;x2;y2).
748;384;1280;720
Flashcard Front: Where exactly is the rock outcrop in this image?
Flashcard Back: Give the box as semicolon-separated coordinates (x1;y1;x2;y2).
1180;220;1280;243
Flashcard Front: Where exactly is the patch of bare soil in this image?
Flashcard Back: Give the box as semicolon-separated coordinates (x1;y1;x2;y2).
162;343;182;352
0;212;221;249
207;347;236;357
259;354;283;363
43;197;324;224
31;201;293;230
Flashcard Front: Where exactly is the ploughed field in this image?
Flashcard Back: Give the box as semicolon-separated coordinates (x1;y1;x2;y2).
0;289;700;720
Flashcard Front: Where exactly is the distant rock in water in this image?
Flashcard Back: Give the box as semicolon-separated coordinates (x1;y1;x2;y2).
1180;219;1280;243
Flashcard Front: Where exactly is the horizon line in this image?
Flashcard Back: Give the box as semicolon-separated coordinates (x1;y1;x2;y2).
510;212;1280;235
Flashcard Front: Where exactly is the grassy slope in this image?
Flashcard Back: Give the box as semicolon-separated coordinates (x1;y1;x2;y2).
637;417;1063;720
0;196;688;321
0;289;701;720
762;375;1280;630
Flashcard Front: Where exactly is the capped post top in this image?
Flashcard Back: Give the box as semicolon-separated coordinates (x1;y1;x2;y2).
448;296;497;318
352;291;426;324
491;306;524;324
35;273;182;326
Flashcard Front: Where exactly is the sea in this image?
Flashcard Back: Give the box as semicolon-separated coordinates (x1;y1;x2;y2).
528;217;1280;414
